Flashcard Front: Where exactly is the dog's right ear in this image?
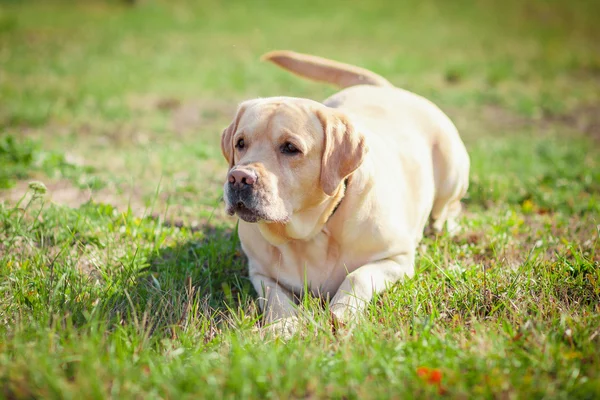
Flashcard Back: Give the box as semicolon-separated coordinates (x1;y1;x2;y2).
221;102;249;168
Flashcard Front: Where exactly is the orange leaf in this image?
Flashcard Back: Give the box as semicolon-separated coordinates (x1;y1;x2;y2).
417;367;444;388
416;367;430;378
427;369;442;385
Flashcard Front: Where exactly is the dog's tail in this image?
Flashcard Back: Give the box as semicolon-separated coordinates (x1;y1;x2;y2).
261;50;393;89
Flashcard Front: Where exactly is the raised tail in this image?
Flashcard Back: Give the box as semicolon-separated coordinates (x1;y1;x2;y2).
261;50;393;89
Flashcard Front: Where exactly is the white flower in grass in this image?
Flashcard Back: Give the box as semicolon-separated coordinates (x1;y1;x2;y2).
28;181;47;196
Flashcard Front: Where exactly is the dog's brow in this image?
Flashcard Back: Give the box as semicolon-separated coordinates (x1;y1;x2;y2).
280;128;298;137
233;130;245;139
280;129;308;148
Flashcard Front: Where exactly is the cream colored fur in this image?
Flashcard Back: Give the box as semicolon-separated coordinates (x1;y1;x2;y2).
220;50;470;334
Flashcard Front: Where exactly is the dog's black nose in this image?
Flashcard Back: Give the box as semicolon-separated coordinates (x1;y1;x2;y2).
228;168;257;189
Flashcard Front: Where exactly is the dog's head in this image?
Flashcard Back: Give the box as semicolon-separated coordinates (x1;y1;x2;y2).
221;97;367;224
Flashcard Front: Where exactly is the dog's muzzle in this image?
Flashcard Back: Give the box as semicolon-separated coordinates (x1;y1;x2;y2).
226;167;263;223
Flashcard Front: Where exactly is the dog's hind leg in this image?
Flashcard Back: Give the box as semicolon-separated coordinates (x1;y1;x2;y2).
428;122;470;235
430;199;462;235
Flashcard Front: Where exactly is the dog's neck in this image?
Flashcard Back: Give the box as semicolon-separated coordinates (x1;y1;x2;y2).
257;180;348;246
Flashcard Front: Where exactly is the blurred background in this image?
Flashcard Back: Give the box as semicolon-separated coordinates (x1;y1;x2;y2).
1;3;599;396
1;0;599;222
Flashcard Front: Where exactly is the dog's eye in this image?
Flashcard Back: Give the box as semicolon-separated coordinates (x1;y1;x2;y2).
235;138;245;150
281;142;300;155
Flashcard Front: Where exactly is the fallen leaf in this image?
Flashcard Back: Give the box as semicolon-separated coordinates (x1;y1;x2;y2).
417;366;446;395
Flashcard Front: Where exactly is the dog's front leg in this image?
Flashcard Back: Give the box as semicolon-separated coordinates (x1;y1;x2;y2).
330;254;415;323
250;273;301;339
250;273;298;322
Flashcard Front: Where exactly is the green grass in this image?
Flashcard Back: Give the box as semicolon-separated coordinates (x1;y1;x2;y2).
1;0;599;398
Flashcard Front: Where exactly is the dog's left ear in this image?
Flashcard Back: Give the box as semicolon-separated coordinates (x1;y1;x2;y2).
316;108;368;196
221;102;249;168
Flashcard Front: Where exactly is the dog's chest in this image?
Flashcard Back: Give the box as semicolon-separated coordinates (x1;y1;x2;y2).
271;231;351;296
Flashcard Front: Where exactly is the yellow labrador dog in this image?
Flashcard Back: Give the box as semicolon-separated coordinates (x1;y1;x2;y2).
221;51;469;332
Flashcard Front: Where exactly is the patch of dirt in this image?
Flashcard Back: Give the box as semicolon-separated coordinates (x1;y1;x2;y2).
9;96;237;151
446;104;530;142
449;103;600;141
542;104;600;141
0;177;231;233
0;180;147;216
127;95;236;135
480;104;531;130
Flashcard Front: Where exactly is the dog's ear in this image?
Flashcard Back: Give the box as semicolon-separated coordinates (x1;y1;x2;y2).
221;102;249;168
316;108;368;196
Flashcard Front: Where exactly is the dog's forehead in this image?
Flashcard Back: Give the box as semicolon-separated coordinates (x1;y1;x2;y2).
239;99;323;138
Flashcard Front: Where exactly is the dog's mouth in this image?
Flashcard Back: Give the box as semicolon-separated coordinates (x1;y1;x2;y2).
226;199;290;224
225;180;290;224
228;201;263;223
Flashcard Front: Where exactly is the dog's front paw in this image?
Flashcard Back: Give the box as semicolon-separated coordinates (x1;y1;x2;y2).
330;306;359;338
263;316;301;340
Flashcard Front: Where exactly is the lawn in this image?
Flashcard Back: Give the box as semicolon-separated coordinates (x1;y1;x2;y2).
1;0;599;398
